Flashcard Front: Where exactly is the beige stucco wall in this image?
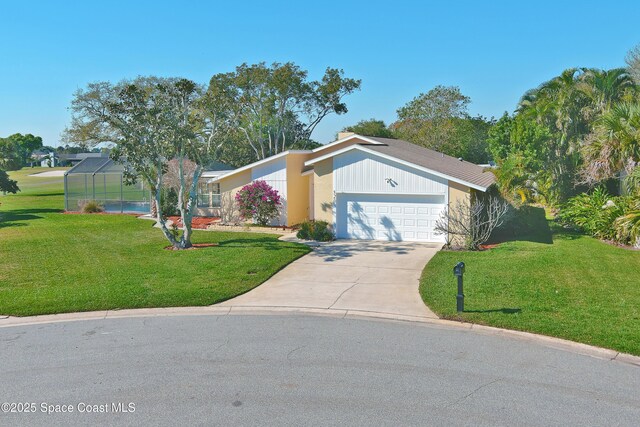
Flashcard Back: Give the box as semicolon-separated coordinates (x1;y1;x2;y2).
285;153;311;225
218;169;252;223
448;181;471;207
448;181;472;246
195;206;222;217
313;158;334;223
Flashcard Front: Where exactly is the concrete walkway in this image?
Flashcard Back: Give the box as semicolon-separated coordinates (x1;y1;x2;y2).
219;240;441;319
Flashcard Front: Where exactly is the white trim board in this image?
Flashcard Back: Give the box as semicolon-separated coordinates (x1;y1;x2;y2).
311;134;385;153
211;150;310;182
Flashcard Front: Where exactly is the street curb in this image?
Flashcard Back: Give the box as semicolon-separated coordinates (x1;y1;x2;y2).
1;305;638;367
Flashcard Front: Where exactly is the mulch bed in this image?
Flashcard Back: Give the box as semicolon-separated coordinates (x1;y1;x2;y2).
167;216;220;229
64;211;141;216
479;243;501;250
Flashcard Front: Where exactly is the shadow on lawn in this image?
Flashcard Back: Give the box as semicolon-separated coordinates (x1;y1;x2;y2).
218;238;309;252
490;206;553;245
463;308;522;314
0;208;61;229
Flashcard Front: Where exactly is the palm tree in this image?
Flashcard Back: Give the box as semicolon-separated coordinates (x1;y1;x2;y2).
624;166;640;196
580;102;640;185
517;68;589;203
579;68;636;115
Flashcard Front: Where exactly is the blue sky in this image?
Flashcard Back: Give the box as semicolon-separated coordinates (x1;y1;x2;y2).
1;0;639;147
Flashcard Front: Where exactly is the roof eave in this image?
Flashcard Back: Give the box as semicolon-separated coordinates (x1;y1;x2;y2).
305;144;492;192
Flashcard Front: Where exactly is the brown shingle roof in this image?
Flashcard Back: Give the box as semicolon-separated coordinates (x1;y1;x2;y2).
362;137;496;190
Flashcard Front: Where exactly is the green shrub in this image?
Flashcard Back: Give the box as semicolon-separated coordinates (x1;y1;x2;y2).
556;188;631;241
161;187;179;216
81;200;104;214
296;220;334;241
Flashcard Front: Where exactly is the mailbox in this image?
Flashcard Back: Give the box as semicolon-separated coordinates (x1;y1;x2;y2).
453;261;465;312
453;262;465;276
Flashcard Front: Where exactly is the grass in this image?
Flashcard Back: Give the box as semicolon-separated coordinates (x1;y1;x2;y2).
0;167;310;316
420;208;640;356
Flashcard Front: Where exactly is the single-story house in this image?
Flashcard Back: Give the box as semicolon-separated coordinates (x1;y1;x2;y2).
212;133;496;243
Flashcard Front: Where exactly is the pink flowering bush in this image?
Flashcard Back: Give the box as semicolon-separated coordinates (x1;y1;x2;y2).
235;180;282;226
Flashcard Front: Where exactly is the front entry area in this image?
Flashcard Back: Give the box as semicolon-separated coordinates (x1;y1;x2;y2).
335;194;446;242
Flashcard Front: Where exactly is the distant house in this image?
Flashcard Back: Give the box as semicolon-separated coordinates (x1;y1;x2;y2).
30;150;58;167
58;152;109;166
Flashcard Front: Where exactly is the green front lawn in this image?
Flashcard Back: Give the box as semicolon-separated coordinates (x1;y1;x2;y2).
0;167;310;316
420;216;640;355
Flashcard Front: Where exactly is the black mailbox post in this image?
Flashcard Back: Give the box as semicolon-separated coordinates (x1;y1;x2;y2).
453;262;465;312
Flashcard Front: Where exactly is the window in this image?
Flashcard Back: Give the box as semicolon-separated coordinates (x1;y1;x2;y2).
197;180;221;208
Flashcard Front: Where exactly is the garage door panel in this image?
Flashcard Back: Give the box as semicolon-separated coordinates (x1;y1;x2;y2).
337;194;446;243
417;231;431;240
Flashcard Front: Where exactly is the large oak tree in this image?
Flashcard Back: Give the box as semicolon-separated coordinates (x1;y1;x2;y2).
392;85;493;164
64;77;218;249
204;62;360;164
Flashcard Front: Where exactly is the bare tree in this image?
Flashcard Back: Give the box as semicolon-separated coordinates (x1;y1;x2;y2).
163;158;199;213
435;195;510;250
626;44;640;84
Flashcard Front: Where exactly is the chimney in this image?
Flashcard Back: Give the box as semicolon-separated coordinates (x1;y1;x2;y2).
337;131;355;140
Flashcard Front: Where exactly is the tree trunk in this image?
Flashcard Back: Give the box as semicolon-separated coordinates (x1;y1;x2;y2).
180;166;202;249
153;173;180;248
175;154;192;249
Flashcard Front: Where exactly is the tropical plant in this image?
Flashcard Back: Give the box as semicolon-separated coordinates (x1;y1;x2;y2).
579;68;636;114
235;180;282;226
614;199;640;247
487;113;551;202
556;188;630;241
499;65;637;204
580;102;640;185
517;68;590;204
624;166;640;196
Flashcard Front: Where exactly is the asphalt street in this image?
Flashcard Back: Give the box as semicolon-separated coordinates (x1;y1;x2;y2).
1;314;638;426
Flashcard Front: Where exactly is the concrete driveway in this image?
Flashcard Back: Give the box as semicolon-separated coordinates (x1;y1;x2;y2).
219;240;440;319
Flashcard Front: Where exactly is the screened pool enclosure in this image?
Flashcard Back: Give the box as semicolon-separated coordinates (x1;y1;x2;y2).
64;158;151;214
64;158;233;215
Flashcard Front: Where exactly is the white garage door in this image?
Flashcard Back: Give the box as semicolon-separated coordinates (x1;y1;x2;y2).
336;194;446;242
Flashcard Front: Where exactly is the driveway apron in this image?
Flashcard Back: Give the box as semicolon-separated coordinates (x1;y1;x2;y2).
219;240;440;318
